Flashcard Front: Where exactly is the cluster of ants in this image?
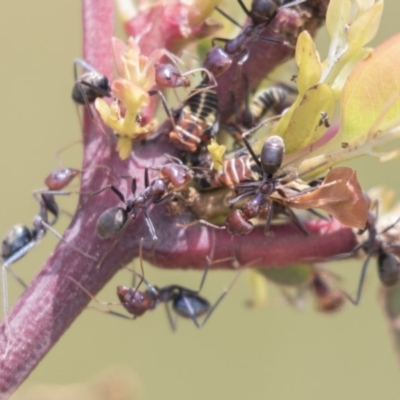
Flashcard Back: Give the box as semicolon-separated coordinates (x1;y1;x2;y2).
2;0;400;331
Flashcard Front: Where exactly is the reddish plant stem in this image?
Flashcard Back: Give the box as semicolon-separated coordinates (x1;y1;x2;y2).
0;0;116;397
0;0;347;397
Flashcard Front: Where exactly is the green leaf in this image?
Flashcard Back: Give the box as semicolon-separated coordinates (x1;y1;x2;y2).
284;84;335;154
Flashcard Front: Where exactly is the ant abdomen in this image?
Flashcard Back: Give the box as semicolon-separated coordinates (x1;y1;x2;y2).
72;71;110;105
2;225;33;260
249;0;281;25
225;210;254;235
96;207;128;239
378;252;400;287
260;135;284;175
173;293;210;319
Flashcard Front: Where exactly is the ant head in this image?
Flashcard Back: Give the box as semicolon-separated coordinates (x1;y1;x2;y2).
378;251;400;287
316;291;345;313
312;272;345;313
203;47;232;78
160;163;193;189
225;209;254;235
117;285;153;317
96;207;128;239
154;63;190;88
2;225;33;259
250;0;280;25
45;168;80;191
260;135;284;176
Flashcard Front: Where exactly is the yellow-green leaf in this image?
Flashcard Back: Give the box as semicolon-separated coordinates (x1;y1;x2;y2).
347;1;383;49
284;84;335;153
296;31;322;96
258;264;314;287
325;0;351;41
340;31;400;144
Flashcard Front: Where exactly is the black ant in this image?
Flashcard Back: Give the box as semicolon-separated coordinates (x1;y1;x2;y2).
336;208;400;305
70;242;240;330
248;265;344;313
310;270;345;313
72;56;212;123
207;0;304;76
94;162;193;242
71;59;112;119
1;192;96;316
1;158;100;315
195;134;305;236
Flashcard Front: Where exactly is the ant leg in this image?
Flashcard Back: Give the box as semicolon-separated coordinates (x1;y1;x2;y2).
330;243;363;261
142;209;158;244
306;208;331;222
33;192;59;226
176;219;226;231
90;184;126;203
284;206;309;236
2;238;39;317
67;276;132;320
2;265;9;318
236;48;249;80
144;169;149;189
214;6;243;28
54;139;83;167
199;269;243;328
228;190;255;205
242;74;252;127
242;135;263;170
129;237;146;290
264;200;273;234
181;296;201;328
211;37;230;48
74;58;98;75
2;240;41;270
342;253;374;306
147;90;176;128
38;220;98;261
236;0;250;18
196;262;211;294
164;302;178;332
281;0;308;10
73;60;112;137
259;37;291;47
6;267;27;289
180;68;217;87
380;216;400;234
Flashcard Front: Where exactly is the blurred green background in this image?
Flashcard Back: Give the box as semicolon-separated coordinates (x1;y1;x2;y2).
1;1;400;399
